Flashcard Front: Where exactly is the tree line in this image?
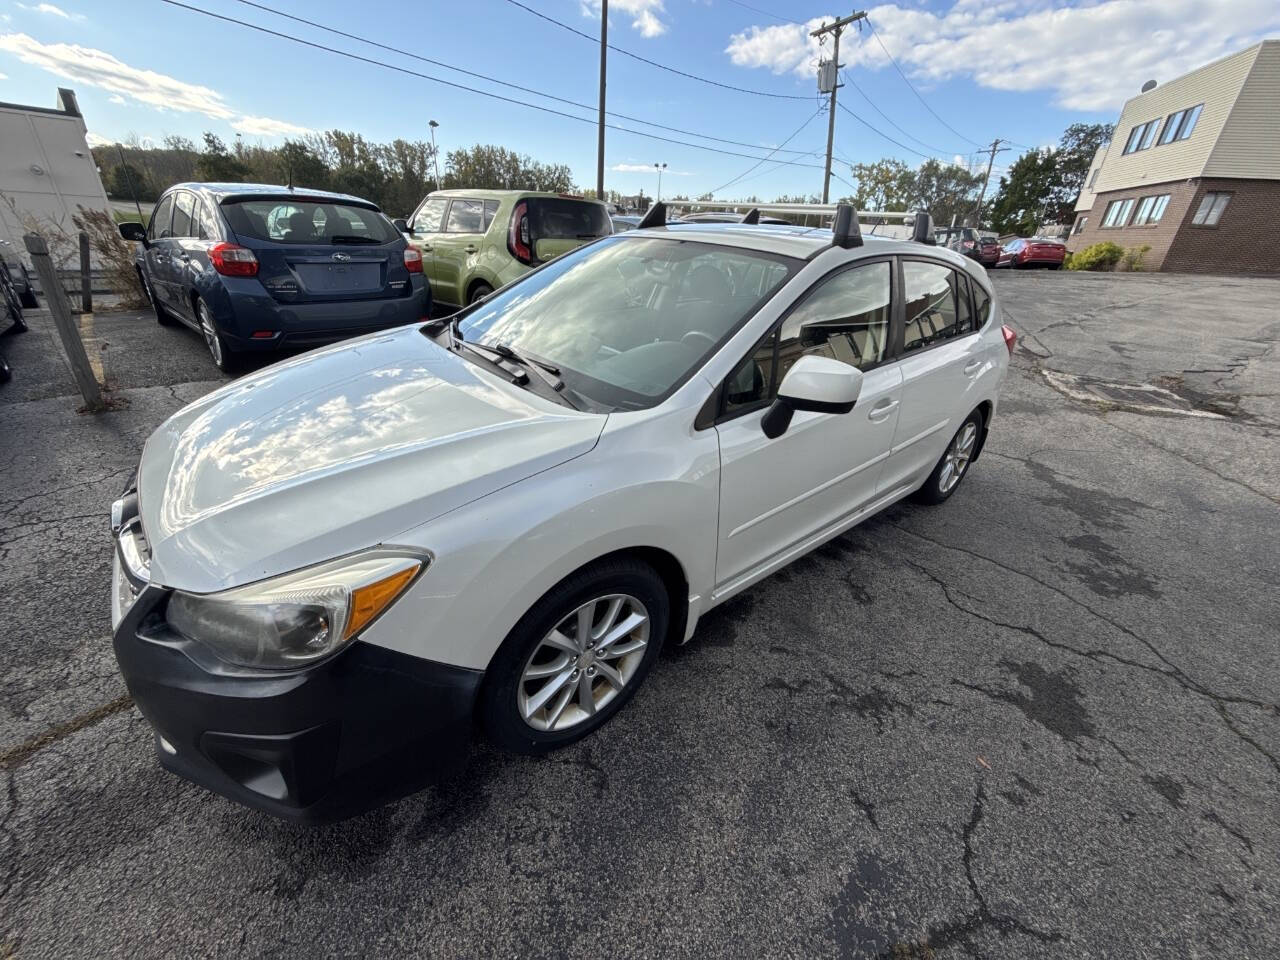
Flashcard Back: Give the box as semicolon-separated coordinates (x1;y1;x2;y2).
93;121;1112;235
94;133;576;217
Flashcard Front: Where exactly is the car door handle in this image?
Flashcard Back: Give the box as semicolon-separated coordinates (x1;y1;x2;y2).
963;360;983;376
868;399;898;422
464;244;478;254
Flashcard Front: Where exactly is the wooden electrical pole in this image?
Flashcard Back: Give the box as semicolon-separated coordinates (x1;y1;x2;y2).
596;0;608;201
812;11;866;203
971;139;1009;225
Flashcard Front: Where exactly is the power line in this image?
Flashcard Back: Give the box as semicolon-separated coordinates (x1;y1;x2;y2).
722;0;805;25
864;16;985;149
842;71;960;157
229;0;821;158
708;105;827;195
157;0;827;171
836;101;936;162
503;0;813;101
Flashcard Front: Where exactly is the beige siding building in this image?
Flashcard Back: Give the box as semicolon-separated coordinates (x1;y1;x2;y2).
0;88;111;259
1067;40;1280;273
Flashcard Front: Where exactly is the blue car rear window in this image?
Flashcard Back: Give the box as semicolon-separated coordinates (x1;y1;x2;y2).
222;199;398;245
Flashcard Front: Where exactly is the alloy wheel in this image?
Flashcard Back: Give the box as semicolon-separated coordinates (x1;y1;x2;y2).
197;301;223;367
518;593;650;732
938;420;978;494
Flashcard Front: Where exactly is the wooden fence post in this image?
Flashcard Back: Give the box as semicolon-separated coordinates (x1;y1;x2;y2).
24;233;104;412
79;231;92;314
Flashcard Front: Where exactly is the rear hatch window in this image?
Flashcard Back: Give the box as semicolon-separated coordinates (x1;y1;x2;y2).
222;198;399;245
221;198;409;303
526;197;612;261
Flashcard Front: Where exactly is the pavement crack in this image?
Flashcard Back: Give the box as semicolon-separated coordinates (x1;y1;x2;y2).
0;695;134;771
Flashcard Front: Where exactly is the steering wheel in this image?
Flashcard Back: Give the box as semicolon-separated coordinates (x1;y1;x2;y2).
681;330;716;350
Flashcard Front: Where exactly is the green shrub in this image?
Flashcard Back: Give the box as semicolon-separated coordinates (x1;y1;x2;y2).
1120;244;1152;272
1067;241;1124;271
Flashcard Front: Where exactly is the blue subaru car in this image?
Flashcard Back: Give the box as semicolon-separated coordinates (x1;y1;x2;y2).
119;183;430;372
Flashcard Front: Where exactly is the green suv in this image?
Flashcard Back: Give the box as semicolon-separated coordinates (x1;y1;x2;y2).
399;190;613;310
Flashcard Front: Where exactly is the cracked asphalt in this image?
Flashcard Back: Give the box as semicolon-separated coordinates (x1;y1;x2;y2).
2;271;1278;958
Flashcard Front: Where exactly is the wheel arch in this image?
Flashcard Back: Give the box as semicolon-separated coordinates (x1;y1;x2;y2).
465;275;495;304
970;399;994;463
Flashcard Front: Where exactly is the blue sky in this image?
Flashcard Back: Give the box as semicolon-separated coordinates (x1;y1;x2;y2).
2;0;1277;200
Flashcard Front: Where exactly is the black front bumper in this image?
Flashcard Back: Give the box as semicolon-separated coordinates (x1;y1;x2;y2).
113;587;483;823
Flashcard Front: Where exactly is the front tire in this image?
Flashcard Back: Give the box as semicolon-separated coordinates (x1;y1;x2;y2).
480;557;669;755
914;410;983;505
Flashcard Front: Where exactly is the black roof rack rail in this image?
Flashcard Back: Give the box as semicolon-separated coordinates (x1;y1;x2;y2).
637;201;668;229
741;207;760;225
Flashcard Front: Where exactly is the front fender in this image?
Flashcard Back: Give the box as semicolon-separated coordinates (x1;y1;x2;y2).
362;409;721;671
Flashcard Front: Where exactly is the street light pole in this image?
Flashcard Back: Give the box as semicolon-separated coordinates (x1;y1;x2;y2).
428;120;442;191
596;0;608;200
654;162;666;201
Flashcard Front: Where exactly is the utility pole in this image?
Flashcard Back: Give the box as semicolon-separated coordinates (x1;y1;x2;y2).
812;10;866;203
596;0;608;200
971;138;1008;225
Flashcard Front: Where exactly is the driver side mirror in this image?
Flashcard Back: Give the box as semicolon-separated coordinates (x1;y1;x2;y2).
762;354;863;439
118;221;147;246
392;218;409;233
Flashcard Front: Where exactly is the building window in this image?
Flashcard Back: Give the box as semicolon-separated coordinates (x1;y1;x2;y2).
1073;216;1088;235
1089;168;1100;188
1157;103;1204;145
1122;119;1160;154
1191;192;1231;226
1101;198;1135;227
1132;194;1171;225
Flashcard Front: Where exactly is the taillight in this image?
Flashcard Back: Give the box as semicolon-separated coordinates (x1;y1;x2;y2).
1001;324;1017;356
403;246;423;274
208;242;258;277
508;201;534;265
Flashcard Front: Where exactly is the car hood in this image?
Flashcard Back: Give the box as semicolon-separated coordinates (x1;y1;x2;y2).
137;325;606;593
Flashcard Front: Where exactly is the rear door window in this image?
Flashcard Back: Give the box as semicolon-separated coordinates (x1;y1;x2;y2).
902;260;960;352
527;198;611;241
222;199;398;244
172;191;195;238
444;199;485;233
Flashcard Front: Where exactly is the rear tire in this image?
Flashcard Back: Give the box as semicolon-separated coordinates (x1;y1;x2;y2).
468;282;493;305
480;557;669;755
195;297;237;374
914;410;983;505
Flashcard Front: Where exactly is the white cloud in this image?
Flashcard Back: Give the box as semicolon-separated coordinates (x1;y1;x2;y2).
84;130;111;146
726;0;1280;111
581;0;668;38
0;71;7;80
107;93;124;104
232;114;311;137
0;33;307;137
16;3;82;20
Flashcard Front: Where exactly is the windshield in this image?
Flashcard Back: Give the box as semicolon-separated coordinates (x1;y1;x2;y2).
456;236;797;409
222;199;398;245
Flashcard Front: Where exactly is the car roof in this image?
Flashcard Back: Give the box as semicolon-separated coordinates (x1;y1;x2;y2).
620;221;975;267
426;189;606;204
169;182;380;209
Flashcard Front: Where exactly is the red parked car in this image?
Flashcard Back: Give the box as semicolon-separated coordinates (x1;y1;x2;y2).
997;237;1066;269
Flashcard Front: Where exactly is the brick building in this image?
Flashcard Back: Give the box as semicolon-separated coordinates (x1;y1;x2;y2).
1067;40;1280;274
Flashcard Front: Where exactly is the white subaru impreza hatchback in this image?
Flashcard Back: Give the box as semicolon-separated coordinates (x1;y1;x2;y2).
110;205;1013;821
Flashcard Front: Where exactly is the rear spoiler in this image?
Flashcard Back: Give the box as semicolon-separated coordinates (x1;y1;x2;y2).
217;194;382;213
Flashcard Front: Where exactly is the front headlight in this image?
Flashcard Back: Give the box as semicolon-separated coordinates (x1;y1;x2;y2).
165;551;425;670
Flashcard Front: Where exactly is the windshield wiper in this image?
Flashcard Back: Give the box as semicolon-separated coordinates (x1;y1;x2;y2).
448;320;581;409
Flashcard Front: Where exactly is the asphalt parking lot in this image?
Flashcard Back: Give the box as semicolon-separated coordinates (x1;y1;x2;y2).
2;269;1278;958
